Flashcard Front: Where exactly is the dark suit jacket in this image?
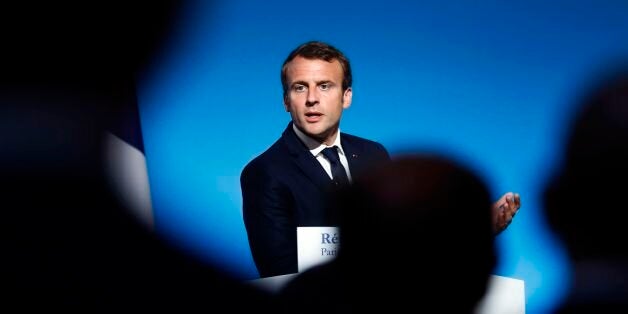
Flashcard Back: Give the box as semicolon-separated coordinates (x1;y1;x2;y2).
241;122;390;277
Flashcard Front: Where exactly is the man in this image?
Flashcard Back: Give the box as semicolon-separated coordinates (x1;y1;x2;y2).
241;41;520;278
281;154;498;313
543;68;628;313
2;2;278;311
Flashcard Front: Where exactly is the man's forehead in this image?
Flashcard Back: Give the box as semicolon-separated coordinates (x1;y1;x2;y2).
285;56;343;82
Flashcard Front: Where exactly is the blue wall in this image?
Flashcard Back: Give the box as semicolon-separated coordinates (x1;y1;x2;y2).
138;1;628;312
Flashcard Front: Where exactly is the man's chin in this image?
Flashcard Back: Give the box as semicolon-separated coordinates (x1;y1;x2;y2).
302;128;325;140
296;122;336;143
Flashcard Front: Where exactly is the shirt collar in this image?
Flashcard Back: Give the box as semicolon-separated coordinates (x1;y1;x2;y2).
292;123;345;157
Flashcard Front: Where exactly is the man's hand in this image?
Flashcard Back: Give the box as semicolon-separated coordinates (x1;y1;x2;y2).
492;192;521;235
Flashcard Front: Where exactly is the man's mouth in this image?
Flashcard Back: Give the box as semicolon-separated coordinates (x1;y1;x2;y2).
305;112;322;122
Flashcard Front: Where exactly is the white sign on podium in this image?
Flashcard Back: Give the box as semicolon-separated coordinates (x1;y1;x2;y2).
297;226;341;272
249;226;525;314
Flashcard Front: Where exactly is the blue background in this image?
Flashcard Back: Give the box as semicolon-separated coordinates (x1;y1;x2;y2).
138;1;628;312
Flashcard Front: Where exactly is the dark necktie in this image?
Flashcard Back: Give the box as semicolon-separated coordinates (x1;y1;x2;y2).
321;146;350;186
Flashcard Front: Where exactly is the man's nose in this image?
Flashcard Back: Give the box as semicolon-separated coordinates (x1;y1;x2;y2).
306;88;319;106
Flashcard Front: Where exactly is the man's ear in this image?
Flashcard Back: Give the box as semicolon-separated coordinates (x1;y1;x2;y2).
283;95;290;112
343;87;352;109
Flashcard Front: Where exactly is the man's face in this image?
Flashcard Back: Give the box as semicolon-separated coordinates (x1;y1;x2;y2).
283;56;352;145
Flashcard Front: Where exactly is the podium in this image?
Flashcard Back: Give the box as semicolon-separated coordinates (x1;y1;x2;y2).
249;227;525;313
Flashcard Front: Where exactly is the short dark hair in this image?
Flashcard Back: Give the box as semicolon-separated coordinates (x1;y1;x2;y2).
281;41;352;98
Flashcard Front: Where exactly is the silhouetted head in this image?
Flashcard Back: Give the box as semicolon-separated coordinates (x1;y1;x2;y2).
1;2;277;311
544;68;628;261
333;154;496;310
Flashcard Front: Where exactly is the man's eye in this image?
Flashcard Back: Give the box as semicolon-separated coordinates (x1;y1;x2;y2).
319;83;330;90
293;85;306;92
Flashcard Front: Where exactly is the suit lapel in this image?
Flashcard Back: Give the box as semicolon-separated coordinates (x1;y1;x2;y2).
281;123;332;190
341;134;365;177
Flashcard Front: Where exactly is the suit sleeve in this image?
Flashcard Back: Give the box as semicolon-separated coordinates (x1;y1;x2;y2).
241;161;298;277
375;142;391;162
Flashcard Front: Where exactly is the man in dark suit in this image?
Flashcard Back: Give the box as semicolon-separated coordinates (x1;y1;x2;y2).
241;41;521;278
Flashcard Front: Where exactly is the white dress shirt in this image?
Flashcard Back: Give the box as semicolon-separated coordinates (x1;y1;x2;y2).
292;124;353;183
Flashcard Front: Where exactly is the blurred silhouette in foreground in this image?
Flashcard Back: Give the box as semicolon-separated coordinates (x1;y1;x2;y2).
281;154;497;313
1;1;276;311
544;67;628;313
